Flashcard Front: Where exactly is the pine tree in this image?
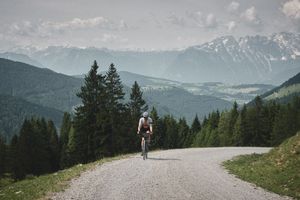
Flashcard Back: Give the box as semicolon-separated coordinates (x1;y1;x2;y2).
34;118;52;175
17;119;33;175
218;111;231;146
105;63;126;155
228;101;239;145
271;106;289;146
128;81;148;151
47;120;60;172
164;116;178;149
74;60;107;162
183;115;199;148
66;125;83;166
292;96;300;132
177;118;190;148
207;129;219;147
191;115;201;133
129;81;148;120
150;107;160;149
252;96;267;146
9;135;24;180
0;134;6;177
60;112;72;169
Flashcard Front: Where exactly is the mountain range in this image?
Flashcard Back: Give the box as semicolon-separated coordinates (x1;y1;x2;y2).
0;58;233;139
4;32;300;85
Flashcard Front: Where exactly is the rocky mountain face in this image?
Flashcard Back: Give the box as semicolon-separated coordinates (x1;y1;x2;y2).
164;32;300;84
5;32;300;85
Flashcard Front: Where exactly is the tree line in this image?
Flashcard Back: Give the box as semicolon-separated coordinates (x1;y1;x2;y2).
0;61;201;180
192;96;300;147
1;60;299;181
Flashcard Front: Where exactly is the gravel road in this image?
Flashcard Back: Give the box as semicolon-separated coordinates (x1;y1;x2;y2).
51;147;292;200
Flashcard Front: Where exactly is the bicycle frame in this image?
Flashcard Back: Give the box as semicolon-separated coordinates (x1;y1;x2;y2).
140;133;150;160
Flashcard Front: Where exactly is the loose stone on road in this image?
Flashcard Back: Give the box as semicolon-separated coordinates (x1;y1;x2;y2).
51;147;292;200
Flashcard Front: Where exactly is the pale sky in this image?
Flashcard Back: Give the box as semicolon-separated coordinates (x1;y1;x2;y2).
0;0;299;51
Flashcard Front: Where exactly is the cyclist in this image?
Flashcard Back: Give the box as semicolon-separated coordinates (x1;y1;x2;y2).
137;111;153;155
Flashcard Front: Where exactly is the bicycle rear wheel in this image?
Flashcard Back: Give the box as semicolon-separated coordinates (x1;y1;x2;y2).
142;139;146;160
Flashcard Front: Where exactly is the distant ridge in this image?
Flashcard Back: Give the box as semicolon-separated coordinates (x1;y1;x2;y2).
0;94;63;141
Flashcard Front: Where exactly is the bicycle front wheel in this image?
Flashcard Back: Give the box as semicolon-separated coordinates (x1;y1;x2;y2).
142;139;146;160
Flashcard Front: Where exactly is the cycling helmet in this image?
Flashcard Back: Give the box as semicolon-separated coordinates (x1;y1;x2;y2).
142;112;149;118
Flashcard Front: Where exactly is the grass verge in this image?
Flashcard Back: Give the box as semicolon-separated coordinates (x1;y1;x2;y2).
0;154;133;200
223;133;300;199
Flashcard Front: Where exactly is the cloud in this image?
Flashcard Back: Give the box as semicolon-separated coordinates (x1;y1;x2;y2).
282;0;300;19
7;17;127;38
186;11;203;23
100;33;128;43
166;13;187;27
241;6;263;31
282;0;300;30
227;1;240;13
205;14;218;28
186;11;218;29
227;21;237;32
119;19;128;30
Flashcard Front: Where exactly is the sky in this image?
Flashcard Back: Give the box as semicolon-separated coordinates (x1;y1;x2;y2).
0;0;300;51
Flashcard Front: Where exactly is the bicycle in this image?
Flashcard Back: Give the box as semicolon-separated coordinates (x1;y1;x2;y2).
138;132;150;160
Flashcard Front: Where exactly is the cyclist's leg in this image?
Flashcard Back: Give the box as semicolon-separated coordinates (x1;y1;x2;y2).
145;135;150;153
140;137;144;155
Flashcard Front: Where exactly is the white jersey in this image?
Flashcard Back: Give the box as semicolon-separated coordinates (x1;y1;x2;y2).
138;117;153;130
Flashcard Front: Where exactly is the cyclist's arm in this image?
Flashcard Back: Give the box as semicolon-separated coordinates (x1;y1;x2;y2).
149;118;153;134
137;118;142;133
150;124;153;134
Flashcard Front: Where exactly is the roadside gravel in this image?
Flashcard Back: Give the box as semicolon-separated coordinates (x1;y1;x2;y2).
51;147;292;200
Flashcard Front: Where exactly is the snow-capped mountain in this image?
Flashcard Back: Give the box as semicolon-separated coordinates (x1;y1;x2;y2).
165;32;300;84
6;32;300;85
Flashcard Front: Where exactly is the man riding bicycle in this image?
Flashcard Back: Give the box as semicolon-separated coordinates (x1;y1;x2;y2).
137;112;153;156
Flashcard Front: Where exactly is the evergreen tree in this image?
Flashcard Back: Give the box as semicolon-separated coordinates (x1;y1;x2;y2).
193;126;208;147
17;119;33;176
177;118;189;148
218;111;231;146
271;106;290;145
47;120;60;171
105;63;126;155
31;118;51;175
66;125;83;166
238;105;249;146
74;60;107;162
292;96;300;132
60;112;72;169
0;134;6;177
150;107;160;149
185;115;201;147
191;115;201;133
9;135;24;180
163;116;179;149
129;81;148;119
207;129;219;147
228;101;239;144
128;81;148;151
16;118;51;176
209;111;220;129
252;96;267;146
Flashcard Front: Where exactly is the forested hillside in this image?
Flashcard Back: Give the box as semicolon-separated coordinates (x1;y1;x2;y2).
0;58;83;112
193;96;300;147
261;71;300;103
0;95;63;141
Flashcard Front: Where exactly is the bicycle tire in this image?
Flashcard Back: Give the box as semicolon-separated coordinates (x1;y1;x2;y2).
142;139;146;160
